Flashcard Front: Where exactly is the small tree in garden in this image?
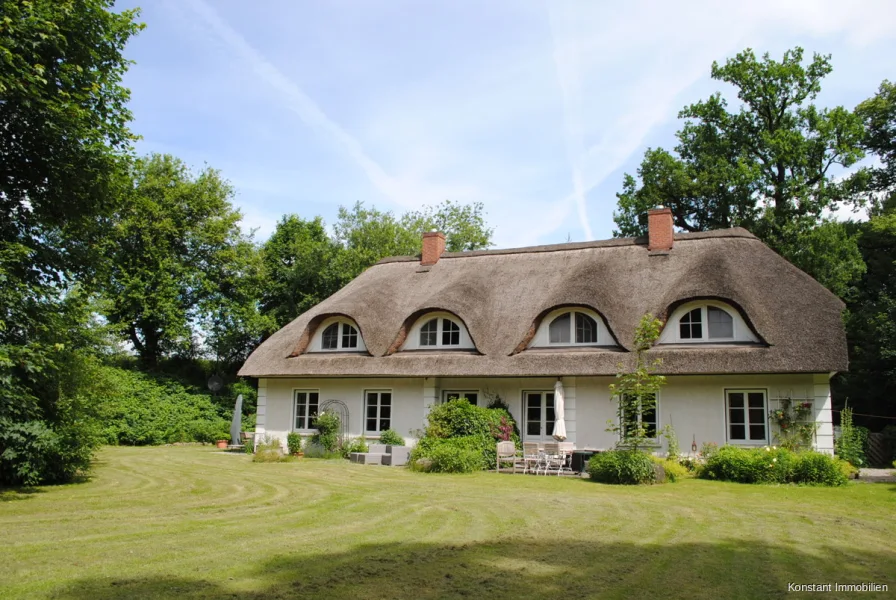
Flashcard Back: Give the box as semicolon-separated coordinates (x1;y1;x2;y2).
835;405;865;467
607;314;667;451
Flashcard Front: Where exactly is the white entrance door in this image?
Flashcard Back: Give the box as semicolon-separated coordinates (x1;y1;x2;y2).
524;391;555;441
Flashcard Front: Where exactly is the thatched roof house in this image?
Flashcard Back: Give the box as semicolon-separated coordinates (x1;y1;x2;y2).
240;219;846;379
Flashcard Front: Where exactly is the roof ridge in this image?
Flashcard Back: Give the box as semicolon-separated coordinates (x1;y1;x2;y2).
375;227;758;264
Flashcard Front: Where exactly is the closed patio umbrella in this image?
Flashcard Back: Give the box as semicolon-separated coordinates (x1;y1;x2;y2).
552;380;567;441
230;394;243;446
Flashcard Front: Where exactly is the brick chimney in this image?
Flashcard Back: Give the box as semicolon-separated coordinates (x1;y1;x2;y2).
647;206;674;251
421;231;446;266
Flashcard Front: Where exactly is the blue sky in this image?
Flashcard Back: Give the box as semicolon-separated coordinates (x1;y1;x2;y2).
117;0;896;248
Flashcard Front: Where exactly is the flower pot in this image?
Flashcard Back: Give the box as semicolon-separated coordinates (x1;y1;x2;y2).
216;440;228;449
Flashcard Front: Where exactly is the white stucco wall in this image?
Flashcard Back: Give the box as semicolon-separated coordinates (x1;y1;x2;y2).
256;373;833;454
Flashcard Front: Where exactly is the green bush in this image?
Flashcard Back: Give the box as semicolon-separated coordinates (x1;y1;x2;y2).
90;367;233;446
836;407;866;467
413;400;521;471
416;437;487;473
310;411;340;452
588;450;656;485
340;436;368;458
303;442;342;459
650;456;690;482
791;452;849;486
700;446;847;486
0;417;98;486
286;432;303;455
377;429;405;446
252;437;287;463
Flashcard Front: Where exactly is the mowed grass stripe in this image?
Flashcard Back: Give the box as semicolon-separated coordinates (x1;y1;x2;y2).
0;446;893;599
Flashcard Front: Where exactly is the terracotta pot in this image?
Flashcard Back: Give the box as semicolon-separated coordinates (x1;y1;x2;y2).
216;440;228;449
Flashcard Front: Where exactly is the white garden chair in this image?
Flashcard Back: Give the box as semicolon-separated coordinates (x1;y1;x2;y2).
496;441;517;473
522;442;540;474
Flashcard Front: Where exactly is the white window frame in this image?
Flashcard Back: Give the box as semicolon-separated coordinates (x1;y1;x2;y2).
528;307;614;349
441;390;480;406
659;301;759;344
400;312;475;351
364;389;393;433
292;389;320;432
309;317;367;352
617;392;660;444
725;389;769;445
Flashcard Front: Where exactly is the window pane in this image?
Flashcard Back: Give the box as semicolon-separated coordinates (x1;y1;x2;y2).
527;407;541;421
322;323;339;349
465;393;478;406
730;424;746;439
367;404;377;419
729;407;744;424
679;308;702;339
380;405;391;419
380;418;390;431
442;320;460;346
527;422;540;436
575;313;598;344
367;392;378;404
549;313;571;344
527;393;541;408
749;424;766;440
367;418;377;431
728;393;744;408
747;393;765;409
381;393;391;406
707;307;733;339
420;319;438;346
342;324;358;348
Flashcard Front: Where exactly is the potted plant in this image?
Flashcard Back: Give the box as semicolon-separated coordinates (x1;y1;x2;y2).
216;439;229;449
287;432;303;456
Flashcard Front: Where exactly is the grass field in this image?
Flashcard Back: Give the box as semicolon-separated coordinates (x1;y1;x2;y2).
1;446;894;599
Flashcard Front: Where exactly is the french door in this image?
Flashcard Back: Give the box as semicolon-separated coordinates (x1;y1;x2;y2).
524;391;555;441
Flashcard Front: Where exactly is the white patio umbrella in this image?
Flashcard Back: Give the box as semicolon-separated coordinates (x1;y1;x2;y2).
552;380;567;441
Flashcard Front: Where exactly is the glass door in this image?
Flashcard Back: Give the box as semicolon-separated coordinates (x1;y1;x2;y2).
524;391;555;441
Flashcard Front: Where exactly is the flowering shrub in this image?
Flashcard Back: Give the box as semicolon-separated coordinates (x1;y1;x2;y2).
700;445;848;485
769;398;816;451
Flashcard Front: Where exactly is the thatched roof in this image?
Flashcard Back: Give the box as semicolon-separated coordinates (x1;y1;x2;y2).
239;228;847;378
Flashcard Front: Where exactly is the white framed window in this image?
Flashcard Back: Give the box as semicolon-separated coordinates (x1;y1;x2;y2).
658;301;759;344
726;389;768;443
293;390;320;431
442;390;479;406
310;317;366;352
528;307;614;348
619;393;659;441
401;312;475;351
365;390;392;433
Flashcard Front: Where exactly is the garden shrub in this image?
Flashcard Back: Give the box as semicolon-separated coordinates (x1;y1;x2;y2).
791;452;849;486
700;446;848;486
0;417;98;486
588;450;656;485
310;411;340;452
416;437;486;473
410;400;520;473
252;437;287;463
340;436;368;458
90;367;234;446
286;432;303;455
303;442;342;459
650;456;689;482
835;407;866;467
377;429;405;446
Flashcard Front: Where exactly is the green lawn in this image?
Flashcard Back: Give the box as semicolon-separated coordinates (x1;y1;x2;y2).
1;447;894;599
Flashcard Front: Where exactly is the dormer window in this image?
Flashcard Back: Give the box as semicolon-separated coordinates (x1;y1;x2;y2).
527;307;614;349
549;311;598;345
420;317;460;347
659;301;758;345
400;312;475;351
311;318;367;352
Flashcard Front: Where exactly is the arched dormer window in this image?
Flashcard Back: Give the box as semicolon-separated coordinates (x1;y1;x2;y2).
310;317;367;352
659;301;759;345
401;312;475;351
528;308;614;348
